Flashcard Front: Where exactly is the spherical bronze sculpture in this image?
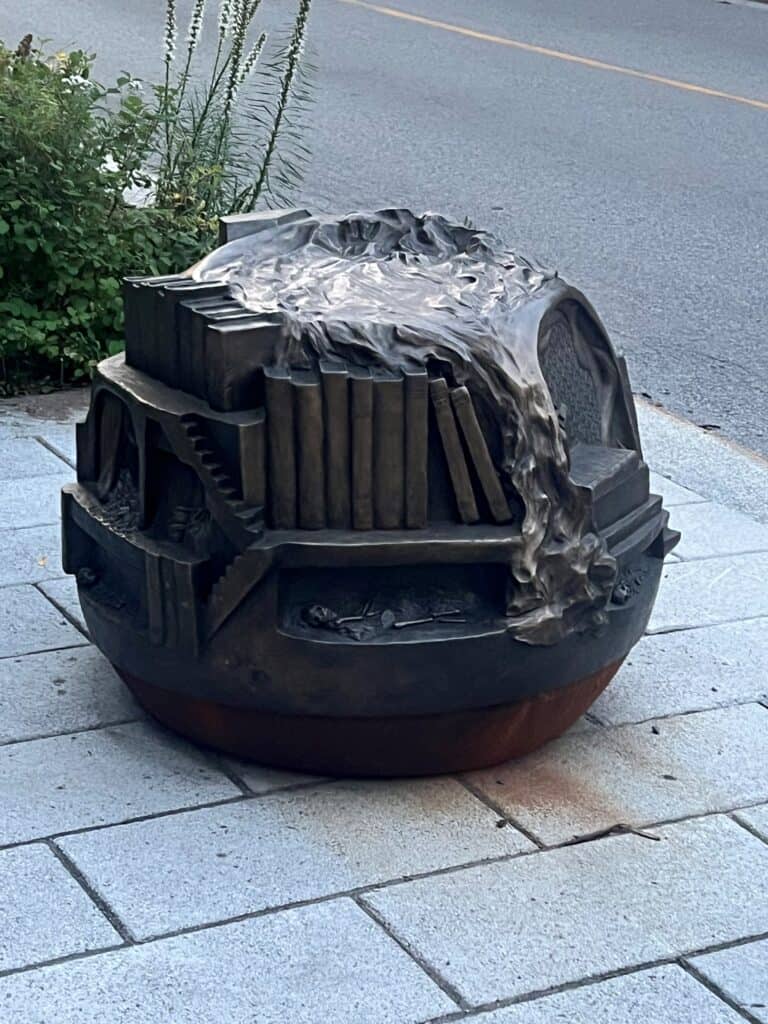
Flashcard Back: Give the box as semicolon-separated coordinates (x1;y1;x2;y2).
62;209;678;775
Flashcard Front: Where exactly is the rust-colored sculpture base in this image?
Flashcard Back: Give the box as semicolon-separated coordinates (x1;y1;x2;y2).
118;660;622;777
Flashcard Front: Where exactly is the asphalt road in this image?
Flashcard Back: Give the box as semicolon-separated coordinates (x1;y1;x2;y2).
4;0;768;456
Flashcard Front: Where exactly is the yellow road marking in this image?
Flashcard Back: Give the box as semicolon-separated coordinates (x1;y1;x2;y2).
338;0;768;112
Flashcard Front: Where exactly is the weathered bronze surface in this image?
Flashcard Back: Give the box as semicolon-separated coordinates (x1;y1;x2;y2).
62;209;679;775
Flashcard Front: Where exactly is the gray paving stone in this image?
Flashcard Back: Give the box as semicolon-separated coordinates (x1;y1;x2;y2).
224;758;328;794
0;391;88;441
736;803;768;843
0;844;120;973
592;619;768;725
0;525;64;586
0;584;84;659
637;402;768;525
669;502;768;560
649;471;706;508
0;437;69;480
57;778;532;939
0;721;239;846
690;939;768;1024
363;815;768;1006
0;899;455;1023
0;471;72;529
467;703;768;845
471;965;744;1024
648;552;768;633
0;647;139;745
39;576;87;636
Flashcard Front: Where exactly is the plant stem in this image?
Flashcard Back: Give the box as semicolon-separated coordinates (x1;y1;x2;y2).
240;0;311;210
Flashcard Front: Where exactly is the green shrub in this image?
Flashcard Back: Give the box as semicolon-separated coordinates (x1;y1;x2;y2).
0;45;201;389
0;1;313;392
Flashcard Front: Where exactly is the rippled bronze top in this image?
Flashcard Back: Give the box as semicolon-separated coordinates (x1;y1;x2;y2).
192;209;621;643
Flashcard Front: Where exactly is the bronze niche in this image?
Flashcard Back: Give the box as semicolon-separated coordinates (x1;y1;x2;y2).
62;209;679;775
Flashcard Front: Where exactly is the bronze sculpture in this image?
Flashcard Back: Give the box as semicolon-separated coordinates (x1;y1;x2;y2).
62;209;678;775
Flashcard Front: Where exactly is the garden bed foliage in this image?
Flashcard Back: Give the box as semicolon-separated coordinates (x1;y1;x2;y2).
0;0;313;392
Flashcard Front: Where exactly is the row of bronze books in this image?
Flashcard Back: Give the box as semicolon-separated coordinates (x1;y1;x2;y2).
265;362;428;530
264;364;511;530
123;275;280;412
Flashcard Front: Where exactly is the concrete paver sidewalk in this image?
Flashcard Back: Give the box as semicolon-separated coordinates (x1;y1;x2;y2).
0;391;766;1023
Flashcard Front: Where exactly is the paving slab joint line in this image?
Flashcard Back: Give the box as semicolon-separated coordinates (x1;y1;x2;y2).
679;957;766;1024
539;799;768;851
646;613;768;638
0;881;765;989
677;546;768;563
656;498;708;509
422;957;687;1023
422;931;768;1024
44;839;136;945
201;753;254;796
0;775;349;855
34;434;75;470
353;895;469;1011
456;774;547;849
731;811;768;847
0;714;143;749
443;797;768;861
33;579;89;639
124;849;521;946
0;640;90;662
421;1008;468;1024
0;938;128;982
598;696;768;730
1;524;63;536
199;755;334;799
0;792;250;853
6;792;768;865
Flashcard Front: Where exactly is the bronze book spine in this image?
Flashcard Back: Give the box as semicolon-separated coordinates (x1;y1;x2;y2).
123;274;183;378
404;366;429;528
320;360;351;528
238;412;266;510
177;296;224;399
264;366;297;528
293;369;326;529
138;280;165;381
372;368;405;529
451;385;511;523
163;281;228;397
350;367;374;530
185;300;236;402
430;378;479;524
122;278;144;370
200;304;256;411
153;279;193;386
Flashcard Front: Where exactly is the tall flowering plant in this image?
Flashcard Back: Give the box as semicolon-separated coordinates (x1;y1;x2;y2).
153;0;314;216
